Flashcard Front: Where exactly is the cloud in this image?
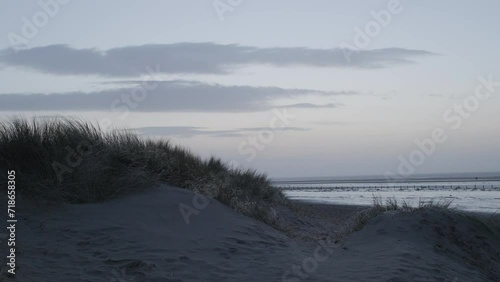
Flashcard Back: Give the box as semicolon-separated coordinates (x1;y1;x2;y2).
282;103;338;109
0;80;349;112
130;126;310;138
0;43;436;77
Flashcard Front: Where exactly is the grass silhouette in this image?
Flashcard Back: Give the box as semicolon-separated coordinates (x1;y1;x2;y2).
0;117;287;225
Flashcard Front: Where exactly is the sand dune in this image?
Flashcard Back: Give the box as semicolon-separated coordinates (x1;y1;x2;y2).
328;210;500;281
2;185;499;281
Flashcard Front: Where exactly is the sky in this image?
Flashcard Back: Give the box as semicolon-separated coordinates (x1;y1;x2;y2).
1;0;499;178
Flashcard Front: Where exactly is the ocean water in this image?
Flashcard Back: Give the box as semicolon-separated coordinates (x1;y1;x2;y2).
272;172;500;213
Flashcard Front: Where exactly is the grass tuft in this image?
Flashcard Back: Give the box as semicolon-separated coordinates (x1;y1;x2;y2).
347;195;453;234
0;117;287;226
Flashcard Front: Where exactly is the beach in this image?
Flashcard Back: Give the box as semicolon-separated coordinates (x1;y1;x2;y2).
0;119;499;281
2;185;499;281
274;173;500;214
2;1;500;281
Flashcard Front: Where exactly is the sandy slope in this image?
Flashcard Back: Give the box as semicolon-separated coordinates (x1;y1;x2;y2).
3;186;303;281
1;185;499;281
325;211;500;281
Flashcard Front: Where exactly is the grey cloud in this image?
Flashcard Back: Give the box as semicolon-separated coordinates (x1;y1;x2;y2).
131;126;310;138
0;43;436;76
0;80;348;112
129;126;206;138
283;103;338;109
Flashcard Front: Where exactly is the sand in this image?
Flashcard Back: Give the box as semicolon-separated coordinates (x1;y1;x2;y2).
1;185;499;281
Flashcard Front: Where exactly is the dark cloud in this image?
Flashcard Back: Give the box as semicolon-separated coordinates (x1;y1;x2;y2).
0;43;436;76
131;126;310;138
0;80;348;112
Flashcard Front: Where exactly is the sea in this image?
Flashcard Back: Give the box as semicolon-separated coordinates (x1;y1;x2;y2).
272;172;500;214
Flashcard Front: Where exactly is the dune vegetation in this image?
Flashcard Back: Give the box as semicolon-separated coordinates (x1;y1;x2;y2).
2;118;500;281
0;117;287;226
347;196;453;233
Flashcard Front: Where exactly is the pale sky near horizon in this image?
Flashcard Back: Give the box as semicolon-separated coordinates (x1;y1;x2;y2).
1;0;499;178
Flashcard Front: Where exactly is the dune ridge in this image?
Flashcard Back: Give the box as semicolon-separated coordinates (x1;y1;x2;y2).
1;186;499;281
1;118;499;281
